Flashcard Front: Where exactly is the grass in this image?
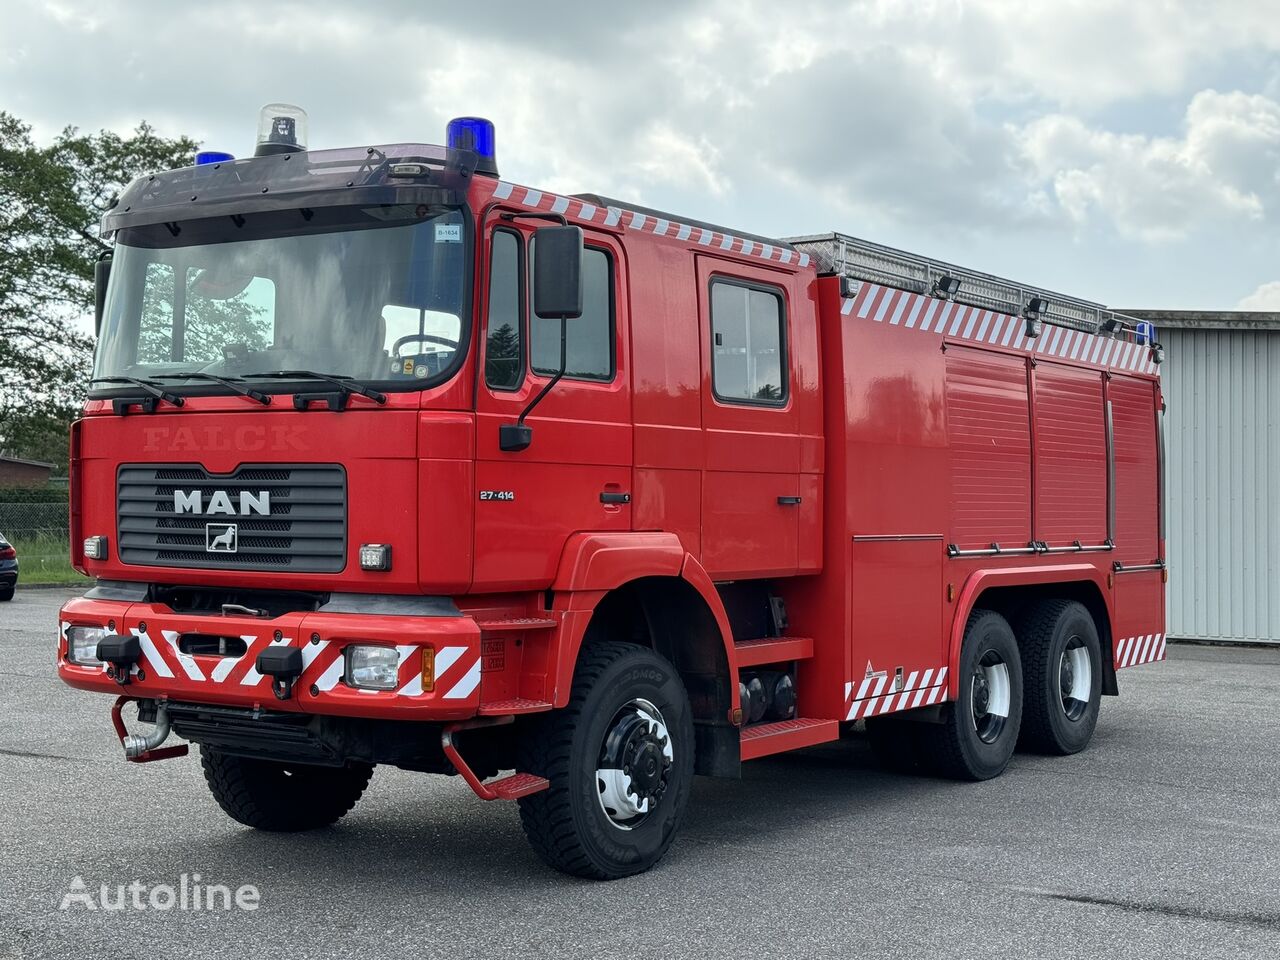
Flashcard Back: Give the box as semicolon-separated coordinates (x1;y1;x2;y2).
10;535;89;585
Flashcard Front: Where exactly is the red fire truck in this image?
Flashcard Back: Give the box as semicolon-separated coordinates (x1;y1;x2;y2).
58;108;1167;879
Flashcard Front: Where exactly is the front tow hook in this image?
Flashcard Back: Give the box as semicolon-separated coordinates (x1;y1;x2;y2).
111;697;189;764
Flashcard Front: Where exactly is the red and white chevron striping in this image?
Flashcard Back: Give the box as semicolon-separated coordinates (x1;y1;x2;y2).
845;667;950;721
1114;633;1166;669
842;283;1161;377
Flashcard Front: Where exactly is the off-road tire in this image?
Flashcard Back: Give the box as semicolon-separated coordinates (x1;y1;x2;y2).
1015;599;1102;755
200;747;373;831
0;587;13;602
517;641;695;880
918;609;1023;781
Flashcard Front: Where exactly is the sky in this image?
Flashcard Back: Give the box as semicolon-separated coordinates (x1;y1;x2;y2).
4;0;1280;311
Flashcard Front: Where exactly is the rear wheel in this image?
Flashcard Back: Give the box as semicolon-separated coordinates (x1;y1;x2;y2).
517;641;694;879
0;587;12;602
919;609;1023;780
1016;599;1102;754
200;748;373;831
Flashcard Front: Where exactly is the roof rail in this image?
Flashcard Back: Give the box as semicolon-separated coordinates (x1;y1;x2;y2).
788;232;1145;339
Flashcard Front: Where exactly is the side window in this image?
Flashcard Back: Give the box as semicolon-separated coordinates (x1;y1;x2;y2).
531;244;614;381
710;279;787;404
485;230;524;390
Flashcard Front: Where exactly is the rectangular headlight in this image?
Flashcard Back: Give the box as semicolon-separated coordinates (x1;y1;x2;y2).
83;536;108;560
66;625;108;666
344;644;400;691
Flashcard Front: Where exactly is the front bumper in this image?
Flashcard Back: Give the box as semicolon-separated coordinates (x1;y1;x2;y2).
57;595;482;721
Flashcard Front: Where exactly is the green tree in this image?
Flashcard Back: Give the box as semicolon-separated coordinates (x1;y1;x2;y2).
0;113;197;471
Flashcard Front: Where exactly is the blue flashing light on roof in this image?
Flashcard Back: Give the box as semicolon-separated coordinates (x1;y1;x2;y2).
195;150;235;166
446;117;498;177
1135;320;1157;345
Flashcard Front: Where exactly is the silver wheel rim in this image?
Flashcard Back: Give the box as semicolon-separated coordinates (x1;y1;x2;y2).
595;698;673;831
970;652;1012;744
1059;637;1092;722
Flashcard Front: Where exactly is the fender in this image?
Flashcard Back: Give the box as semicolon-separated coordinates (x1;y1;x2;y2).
546;532;739;713
946;563;1113;700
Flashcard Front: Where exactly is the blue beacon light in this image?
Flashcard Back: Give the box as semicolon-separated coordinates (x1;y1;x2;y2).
446;117;498;176
195;150;235;166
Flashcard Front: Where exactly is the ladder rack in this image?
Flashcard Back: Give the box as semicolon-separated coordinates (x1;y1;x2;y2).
788;232;1149;342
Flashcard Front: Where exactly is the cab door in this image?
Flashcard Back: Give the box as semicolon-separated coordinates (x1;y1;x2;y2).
472;218;632;592
696;256;805;579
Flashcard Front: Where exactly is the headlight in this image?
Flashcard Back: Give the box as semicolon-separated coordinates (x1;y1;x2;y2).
344;645;400;691
66;625;108;666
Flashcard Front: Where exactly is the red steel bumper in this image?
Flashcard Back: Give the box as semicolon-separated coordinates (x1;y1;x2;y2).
57;596;482;721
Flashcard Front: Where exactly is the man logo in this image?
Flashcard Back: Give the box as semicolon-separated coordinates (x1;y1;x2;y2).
206;524;238;553
174;490;270;517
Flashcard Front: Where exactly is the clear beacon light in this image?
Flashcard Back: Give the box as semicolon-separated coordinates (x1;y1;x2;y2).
255;103;309;156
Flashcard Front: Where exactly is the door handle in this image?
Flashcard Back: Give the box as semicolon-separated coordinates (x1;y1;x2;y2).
600;492;632;505
777;496;802;506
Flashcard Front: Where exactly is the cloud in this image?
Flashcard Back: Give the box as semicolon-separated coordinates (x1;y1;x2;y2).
6;0;1280;307
1016;91;1280;241
1237;281;1280;311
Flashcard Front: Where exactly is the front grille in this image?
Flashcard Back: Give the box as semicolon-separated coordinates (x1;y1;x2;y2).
117;464;346;573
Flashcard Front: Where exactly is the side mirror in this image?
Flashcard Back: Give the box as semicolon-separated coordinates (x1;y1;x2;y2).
532;225;583;320
94;255;112;337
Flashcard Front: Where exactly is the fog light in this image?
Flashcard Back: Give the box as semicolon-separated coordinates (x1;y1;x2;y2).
359;544;392;571
66;625;108;666
83;536;107;560
345;645;400;690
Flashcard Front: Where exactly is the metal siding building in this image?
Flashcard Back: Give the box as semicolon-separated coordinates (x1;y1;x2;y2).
1128;311;1280;644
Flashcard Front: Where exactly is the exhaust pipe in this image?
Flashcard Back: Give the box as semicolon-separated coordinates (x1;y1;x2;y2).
122;703;173;759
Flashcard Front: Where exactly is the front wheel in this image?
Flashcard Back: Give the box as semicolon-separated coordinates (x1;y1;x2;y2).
517;642;695;879
918;609;1023;781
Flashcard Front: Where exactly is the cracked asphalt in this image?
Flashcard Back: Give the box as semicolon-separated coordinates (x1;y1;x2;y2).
2;587;1278;959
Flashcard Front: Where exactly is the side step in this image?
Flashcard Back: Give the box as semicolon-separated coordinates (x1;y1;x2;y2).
485;771;551;800
740;718;839;761
473;617;558;632
478;698;553;716
734;636;814;667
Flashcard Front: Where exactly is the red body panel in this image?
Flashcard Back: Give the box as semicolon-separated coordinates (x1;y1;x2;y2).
61;169;1166;738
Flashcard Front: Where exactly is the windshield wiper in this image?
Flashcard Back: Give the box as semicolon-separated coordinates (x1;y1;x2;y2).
150;373;271;405
89;376;185;414
244;370;388;407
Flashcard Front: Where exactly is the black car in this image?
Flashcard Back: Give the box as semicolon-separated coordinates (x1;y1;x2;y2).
0;532;17;601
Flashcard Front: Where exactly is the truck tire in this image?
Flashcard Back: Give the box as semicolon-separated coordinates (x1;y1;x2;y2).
0;587;13;602
919;609;1023;781
1015;599;1102;755
200;747;373;832
517;641;695;880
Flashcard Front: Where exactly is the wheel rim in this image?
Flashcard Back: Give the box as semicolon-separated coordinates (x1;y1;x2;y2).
595;698;673;830
970;651;1012;744
1059;637;1092;722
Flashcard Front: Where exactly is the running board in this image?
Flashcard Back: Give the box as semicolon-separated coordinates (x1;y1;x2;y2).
740;718;839;761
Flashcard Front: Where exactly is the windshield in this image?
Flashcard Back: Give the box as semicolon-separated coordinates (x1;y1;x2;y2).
93;204;470;389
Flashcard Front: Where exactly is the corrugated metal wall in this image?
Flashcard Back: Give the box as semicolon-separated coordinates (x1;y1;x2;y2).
1163;327;1280;643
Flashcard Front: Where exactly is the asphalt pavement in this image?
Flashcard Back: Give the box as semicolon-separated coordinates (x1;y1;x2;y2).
2;587;1278;959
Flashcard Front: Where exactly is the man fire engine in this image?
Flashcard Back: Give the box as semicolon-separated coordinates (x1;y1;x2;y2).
58;107;1167;879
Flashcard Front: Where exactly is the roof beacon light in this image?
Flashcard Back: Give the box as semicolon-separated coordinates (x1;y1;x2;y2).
446;117;498;176
195;150;234;166
255;103;308;157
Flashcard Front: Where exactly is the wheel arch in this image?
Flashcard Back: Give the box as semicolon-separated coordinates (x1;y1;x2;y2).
548;534;741;776
948;565;1116;698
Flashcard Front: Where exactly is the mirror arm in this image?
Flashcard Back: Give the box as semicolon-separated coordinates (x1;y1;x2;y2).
500;318;566;452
